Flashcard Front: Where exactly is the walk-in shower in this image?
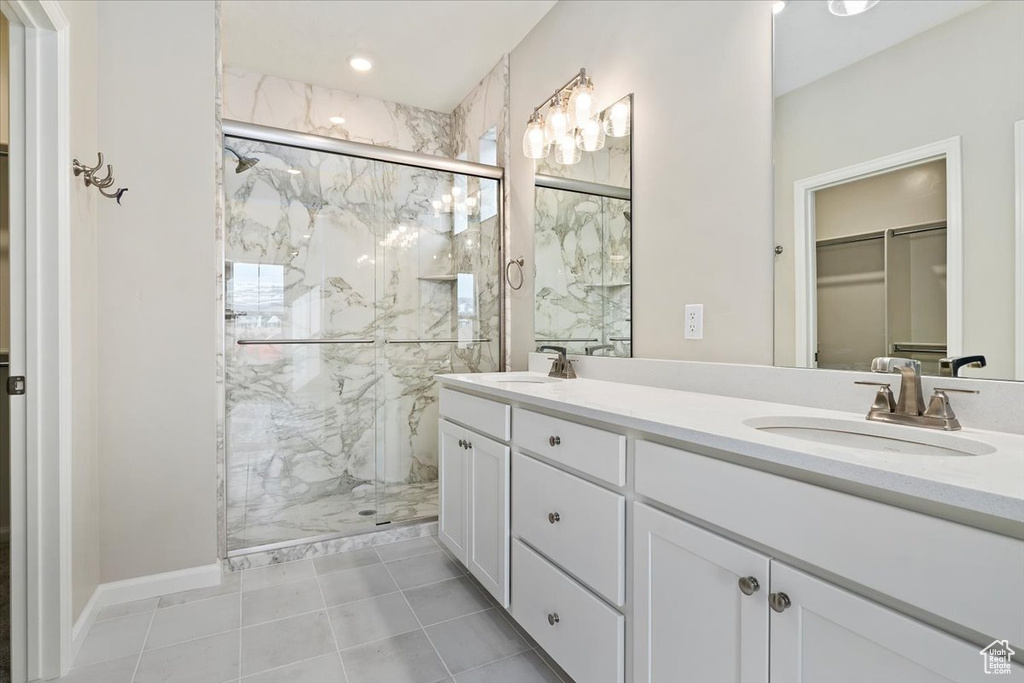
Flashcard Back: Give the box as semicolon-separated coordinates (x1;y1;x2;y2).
222;122;502;554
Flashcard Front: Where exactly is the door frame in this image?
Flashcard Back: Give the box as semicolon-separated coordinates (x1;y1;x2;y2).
2;0;72;679
1015;120;1023;380
792;137;963;367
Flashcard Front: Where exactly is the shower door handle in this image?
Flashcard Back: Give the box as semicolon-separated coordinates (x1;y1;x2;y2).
236;338;374;345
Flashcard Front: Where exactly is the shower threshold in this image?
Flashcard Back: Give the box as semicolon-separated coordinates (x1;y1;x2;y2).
225;514;437;559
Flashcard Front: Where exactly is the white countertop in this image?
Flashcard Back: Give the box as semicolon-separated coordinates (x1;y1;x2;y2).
438;372;1024;527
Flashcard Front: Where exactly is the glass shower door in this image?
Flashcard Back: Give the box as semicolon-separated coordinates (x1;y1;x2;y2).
224;137;382;551
378;166;501;524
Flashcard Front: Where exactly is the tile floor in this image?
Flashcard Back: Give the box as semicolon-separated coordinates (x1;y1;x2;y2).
60;535;569;683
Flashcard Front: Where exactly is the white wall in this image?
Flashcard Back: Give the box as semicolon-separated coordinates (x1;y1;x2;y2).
96;0;218;582
508;0;774;368
774;1;1024;378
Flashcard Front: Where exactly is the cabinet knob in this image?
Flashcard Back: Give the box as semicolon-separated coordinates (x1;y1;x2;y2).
769;592;791;613
548;512;560;524
549;435;561;446
738;576;760;596
465;441;472;450
547;612;560;626
458;439;465;448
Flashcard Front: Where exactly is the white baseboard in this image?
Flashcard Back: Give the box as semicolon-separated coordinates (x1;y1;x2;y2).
71;561;221;663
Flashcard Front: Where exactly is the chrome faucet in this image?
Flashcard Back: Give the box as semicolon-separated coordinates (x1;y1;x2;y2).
856;356;978;431
585;344;615;356
939;355;986;377
871;357;926;416
537;345;577;379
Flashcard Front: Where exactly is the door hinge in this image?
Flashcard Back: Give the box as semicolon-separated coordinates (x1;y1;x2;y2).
7;375;26;395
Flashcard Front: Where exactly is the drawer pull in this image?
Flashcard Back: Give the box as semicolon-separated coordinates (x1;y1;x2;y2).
548;512;561;524
769;592;791;613
738;576;760;596
549;435;561;446
465;441;472;450
547;612;560;626
458;439;466;448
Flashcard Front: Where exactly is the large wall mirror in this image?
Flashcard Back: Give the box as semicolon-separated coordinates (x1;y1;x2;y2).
533;94;632;357
773;1;1023;380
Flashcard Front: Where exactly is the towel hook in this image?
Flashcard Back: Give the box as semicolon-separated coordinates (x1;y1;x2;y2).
73;152;128;205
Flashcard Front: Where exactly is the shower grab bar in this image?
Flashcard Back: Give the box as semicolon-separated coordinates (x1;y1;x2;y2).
535;338;599;343
236;338;374;345
385;338;492;344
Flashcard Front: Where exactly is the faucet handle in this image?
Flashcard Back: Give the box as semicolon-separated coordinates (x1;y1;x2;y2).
933;387;980;394
855;381;896;413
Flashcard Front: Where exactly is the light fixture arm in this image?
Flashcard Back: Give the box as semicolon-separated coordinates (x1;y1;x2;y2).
535;67;588;113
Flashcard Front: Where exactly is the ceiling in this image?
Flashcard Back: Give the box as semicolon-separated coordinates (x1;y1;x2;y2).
774;0;988;97
221;0;557;112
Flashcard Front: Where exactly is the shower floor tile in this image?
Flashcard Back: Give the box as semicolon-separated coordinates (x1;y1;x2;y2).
227;480;438;552
60;537;569;683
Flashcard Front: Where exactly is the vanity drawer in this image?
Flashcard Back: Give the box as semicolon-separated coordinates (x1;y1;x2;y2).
512;538;624;683
440;388;510;442
512;408;626;486
512;452;625;605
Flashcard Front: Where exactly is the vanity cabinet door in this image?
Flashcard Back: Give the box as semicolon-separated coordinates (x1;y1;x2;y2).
769;562;1010;683
467;432;510;607
633;503;769;683
438;420;469;564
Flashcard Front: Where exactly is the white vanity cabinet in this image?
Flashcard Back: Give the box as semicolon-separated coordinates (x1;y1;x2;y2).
769;562;989;682
438;389;511;606
633;503;769;683
437;379;1024;683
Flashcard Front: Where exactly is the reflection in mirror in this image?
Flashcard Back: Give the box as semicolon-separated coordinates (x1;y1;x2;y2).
533;95;632;357
773;1;1023;379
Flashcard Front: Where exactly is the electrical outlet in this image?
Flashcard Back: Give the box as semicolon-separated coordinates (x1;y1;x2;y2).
685;304;703;340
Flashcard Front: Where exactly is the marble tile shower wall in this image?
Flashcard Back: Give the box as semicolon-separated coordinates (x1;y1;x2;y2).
534;188;631;356
221;60;507;552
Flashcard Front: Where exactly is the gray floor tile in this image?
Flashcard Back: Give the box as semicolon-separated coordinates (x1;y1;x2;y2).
134;630;240;683
534;647;572;683
241;610;336;677
242;652;346;683
158;571;241;608
454;651;562;683
374;536;439;562
242;577;324;627
341;630;448;683
425;609;530;675
242;559;316;591
146;593;241;650
403;577;491;626
95;597;158;623
327;593;420;650
57;654;137;683
318;565;398;607
385;551;461;590
313;548;380;576
73;612;151;668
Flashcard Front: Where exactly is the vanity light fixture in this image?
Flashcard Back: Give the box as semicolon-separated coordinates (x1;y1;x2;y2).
603;98;631;138
828;0;880;17
349;55;373;72
772;1;787;14
522;67;613;164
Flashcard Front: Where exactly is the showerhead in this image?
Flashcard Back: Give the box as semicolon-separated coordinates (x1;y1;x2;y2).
225;146;259;174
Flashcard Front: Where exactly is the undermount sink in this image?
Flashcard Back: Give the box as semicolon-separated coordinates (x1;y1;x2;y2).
744;416;996;457
480;372;562;385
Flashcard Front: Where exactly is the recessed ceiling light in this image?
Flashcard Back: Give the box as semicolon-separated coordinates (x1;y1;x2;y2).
286;169;301;175
329;116;346;125
349;56;373;72
828;0;880;17
772;1;786;14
